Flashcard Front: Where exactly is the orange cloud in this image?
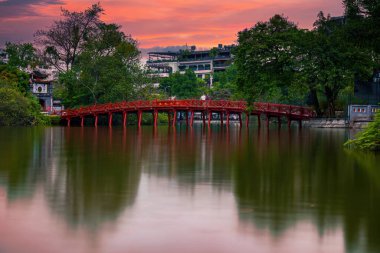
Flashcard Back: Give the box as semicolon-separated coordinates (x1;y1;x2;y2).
0;0;344;48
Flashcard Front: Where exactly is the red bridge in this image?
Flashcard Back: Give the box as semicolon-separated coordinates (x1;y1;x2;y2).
60;100;314;128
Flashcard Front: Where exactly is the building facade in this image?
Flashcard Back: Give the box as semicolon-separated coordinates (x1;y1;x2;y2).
0;48;9;64
30;70;54;112
147;44;234;87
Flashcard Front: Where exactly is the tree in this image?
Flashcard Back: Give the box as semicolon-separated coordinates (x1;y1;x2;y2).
57;23;149;107
0;66;47;126
0;64;30;93
235;15;307;104
343;0;380;64
345;111;380;151
35;4;104;72
5;42;39;69
159;69;204;99
210;64;242;100
235;14;373;116
307;12;373;116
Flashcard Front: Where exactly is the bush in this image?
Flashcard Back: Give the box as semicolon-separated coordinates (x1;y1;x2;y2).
0;87;47;126
49;115;62;125
345;112;380;151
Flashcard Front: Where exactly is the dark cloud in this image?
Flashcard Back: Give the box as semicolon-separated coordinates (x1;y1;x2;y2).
0;0;64;19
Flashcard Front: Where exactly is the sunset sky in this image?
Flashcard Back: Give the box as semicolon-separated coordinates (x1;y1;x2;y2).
0;0;344;49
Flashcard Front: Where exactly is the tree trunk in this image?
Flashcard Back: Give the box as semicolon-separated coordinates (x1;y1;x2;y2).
309;88;322;116
324;86;336;117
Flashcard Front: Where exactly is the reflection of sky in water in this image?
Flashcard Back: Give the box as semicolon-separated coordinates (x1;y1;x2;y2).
0;126;379;253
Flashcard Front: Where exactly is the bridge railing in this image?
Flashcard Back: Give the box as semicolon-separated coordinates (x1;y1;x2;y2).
254;102;314;118
61;99;247;117
61;100;313;119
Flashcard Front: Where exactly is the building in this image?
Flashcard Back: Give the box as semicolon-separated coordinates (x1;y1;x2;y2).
146;44;234;87
30;70;54;113
0;48;9;64
348;71;380;122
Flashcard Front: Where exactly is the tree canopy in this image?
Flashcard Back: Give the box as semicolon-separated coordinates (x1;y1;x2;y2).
35;4;104;72
234;13;373;116
5;42;39;69
0;65;47;126
159;69;205;99
56;23;150;107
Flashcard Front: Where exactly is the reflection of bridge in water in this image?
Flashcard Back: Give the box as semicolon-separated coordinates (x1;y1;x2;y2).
61;100;315;128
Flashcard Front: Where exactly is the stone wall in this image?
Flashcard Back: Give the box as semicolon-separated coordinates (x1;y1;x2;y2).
304;119;369;129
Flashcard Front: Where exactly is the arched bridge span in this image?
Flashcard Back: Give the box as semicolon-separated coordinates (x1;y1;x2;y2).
60;100;314;128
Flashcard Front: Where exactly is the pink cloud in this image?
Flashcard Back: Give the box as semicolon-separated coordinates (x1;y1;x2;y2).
0;0;344;48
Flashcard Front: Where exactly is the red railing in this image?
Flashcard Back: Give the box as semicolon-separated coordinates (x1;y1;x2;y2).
61;100;247;118
61;99;314;120
253;102;315;118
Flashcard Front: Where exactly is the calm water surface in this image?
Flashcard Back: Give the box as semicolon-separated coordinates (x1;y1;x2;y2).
0;125;379;253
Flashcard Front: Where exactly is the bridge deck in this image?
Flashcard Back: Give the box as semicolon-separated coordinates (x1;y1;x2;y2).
60;100;314;127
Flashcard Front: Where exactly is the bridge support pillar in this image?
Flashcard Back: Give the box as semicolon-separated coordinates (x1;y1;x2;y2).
172;110;177;127
137;110;142;128
67;118;71;127
226;112;230;127
123;111;127;128
190;111;195;127
266;115;270;128
220;112;224;126
298;120;302;129
287;118;291;129
153;110;158;127
278;117;281;129
202;112;206;126
208;111;212;128
185;111;189;125
257;114;261;128
246;113;249;127
81;116;84;127
94;115;98;127
238;113;242;127
168;112;172;126
108;113;113;127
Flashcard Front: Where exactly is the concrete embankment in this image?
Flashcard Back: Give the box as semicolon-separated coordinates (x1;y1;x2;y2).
303;119;369;129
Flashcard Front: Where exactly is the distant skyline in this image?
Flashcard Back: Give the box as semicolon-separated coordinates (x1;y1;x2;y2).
0;0;344;49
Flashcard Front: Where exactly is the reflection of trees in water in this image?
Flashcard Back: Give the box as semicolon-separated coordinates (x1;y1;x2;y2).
138;125;241;192
2;125;380;252
0;127;42;200
233;128;380;253
0;127;141;231
46;127;141;230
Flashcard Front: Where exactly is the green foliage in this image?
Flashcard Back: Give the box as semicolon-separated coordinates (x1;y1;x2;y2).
57;22;151;107
309;12;373;116
35;3;104;72
209;47;219;58
49;115;62;125
0;64;30;93
345;112;380;151
159;69;205;99
210;64;243;100
0;65;48;126
235;13;373;116
0;87;47;126
235;15;306;104
343;0;380;65
5;42;39;69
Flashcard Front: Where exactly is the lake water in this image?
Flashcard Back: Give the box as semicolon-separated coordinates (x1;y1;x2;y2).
0;125;379;253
